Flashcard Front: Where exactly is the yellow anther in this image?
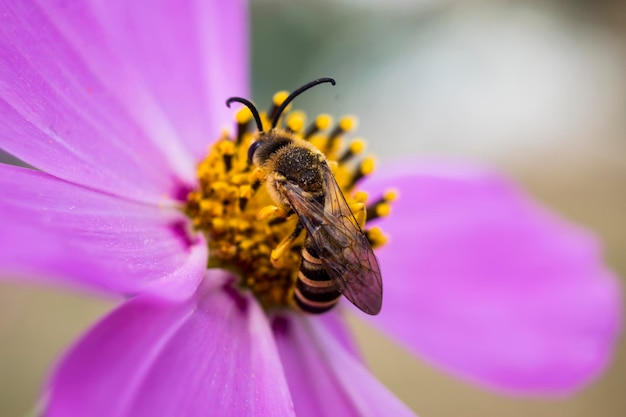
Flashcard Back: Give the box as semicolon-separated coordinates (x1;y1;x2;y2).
240;239;256;251
383;188;399;202
196;164;210;178
219;140;235;155
349;139;366;154
287;111;306;132
353;191;369;204
239;185;253;199
349;202;365;213
273;91;289;106
232;219;251;232
259;112;271;131
257;244;271;256
211;218;226;233
360;157;375;175
199;199;213;211
203;202;223;217
349;202;367;228
316;114;333;130
187;190;201;201
230;173;250;185
366;227;388;248
236;107;253;124
210;181;229;193
339;116;357;132
375;203;391;218
219;243;238;259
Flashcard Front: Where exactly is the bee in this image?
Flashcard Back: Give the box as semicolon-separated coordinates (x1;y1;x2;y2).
226;78;383;315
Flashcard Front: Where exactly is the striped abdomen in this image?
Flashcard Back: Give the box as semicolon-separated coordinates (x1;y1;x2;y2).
293;236;341;314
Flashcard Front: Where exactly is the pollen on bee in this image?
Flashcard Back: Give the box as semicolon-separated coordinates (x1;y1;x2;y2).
184;88;394;312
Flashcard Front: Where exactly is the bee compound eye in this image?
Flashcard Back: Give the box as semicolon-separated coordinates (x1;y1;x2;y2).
248;140;263;164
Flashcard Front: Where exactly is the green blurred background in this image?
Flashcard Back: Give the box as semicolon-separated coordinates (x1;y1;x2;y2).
1;0;625;415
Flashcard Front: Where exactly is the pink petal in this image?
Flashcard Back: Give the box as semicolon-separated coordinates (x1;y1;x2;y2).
47;278;295;417
0;164;206;299
0;0;248;203
272;313;417;417
361;161;622;394
316;310;362;358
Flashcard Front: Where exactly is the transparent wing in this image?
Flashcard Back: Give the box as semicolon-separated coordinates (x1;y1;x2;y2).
279;162;383;315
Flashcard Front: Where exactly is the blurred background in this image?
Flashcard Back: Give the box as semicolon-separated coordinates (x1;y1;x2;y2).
1;0;625;415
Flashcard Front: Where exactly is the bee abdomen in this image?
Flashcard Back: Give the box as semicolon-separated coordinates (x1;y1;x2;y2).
293;242;340;314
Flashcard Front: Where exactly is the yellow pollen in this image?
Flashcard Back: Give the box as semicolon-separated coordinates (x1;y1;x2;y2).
184;94;394;312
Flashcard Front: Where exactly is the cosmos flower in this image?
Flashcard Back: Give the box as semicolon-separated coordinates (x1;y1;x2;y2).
0;1;621;416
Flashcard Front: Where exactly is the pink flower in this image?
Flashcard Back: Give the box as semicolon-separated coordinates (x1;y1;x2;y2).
0;1;621;416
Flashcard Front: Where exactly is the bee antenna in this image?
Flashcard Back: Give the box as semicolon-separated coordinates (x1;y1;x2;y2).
226;97;265;132
271;77;336;129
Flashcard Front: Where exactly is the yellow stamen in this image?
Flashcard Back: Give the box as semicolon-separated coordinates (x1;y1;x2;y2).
304;114;333;139
273;91;289;106
375;203;391;218
360;156;375;175
353;190;369;204
286;111;306;133
384;188;399;202
365;227;388;248
236;107;253;124
339;116;358;133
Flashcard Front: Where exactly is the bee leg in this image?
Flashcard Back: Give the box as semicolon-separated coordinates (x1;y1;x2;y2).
250;167;265;191
349;201;367;228
270;222;304;266
258;205;293;220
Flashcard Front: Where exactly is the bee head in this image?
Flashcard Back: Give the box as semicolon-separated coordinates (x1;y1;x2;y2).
226;78;336;165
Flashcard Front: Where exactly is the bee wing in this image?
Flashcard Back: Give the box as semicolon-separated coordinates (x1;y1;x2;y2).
279;163;383;315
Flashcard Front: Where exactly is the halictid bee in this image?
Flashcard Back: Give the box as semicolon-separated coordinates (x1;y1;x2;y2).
226;78;382;315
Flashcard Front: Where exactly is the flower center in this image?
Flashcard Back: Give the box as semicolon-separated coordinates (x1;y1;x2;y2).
185;91;395;313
